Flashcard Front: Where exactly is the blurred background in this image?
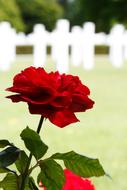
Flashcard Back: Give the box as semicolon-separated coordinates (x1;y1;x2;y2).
0;0;127;190
0;0;127;34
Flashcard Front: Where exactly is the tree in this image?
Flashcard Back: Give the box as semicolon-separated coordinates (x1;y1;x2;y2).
58;0;68;9
65;0;127;33
16;0;63;33
0;0;25;32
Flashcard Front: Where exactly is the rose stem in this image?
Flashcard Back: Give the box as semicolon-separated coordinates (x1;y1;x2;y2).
20;116;44;190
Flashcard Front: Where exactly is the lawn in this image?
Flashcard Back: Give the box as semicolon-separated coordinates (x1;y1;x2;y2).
0;55;127;190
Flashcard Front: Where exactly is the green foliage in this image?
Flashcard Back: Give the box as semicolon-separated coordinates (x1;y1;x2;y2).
0;0;63;33
51;151;106;177
28;177;39;190
15;151;29;174
0;126;105;189
0;173;38;190
0;0;127;33
16;0;63;33
38;159;65;190
0;0;25;31
20;127;48;160
37;150;106;190
0;173;18;190
0;168;10;174
0;140;12;148
0;146;20;168
65;0;127;33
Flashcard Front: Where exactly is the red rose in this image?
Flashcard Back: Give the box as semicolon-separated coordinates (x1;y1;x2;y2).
6;67;94;128
39;169;96;190
62;169;95;190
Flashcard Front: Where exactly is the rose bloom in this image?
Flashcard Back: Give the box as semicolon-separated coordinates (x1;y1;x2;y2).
39;169;95;190
6;67;94;128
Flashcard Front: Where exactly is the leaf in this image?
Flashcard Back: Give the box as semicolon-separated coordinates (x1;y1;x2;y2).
51;151;106;178
0;146;21;168
0;168;9;173
18;175;31;190
20;127;48;160
0;173;18;190
29;177;39;190
24;187;32;190
15;151;29;174
0;140;11;148
0;167;17;174
0;174;33;190
20;177;39;190
37;159;65;190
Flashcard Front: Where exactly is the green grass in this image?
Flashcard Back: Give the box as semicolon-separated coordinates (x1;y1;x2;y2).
0;55;127;190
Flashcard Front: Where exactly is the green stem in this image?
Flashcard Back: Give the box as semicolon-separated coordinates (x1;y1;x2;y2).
20;116;44;190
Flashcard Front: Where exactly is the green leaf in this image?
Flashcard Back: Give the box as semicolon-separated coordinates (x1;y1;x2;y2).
20;127;48;160
0;140;11;148
0;167;17;174
37;159;65;190
29;177;39;190
0;168;9;173
20;177;39;190
15;151;29;174
24;187;32;190
18;176;31;190
0;173;18;190
0;146;21;168
51;151;105;178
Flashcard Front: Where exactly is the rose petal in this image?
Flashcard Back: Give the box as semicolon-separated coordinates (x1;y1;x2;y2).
6;66;95;128
6;95;23;103
70;94;95;112
49;110;79;128
63;169;96;190
51;92;71;108
28;103;57;118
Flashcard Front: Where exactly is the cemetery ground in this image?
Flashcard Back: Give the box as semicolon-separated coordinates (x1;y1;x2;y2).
0;55;127;190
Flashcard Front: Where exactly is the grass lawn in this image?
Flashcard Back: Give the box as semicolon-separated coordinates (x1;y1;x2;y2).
0;55;127;190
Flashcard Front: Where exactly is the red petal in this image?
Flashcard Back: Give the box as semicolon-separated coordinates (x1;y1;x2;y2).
49;110;79;128
63;169;95;190
6;95;23;102
51;92;71;108
28;103;57;118
70;94;95;112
